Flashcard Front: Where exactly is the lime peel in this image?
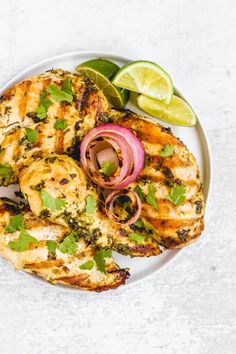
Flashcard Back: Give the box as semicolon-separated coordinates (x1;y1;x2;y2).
112;60;173;105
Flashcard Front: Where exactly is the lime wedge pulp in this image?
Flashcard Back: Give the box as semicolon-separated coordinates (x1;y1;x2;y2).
137;94;197;127
76;59;129;108
112;60;173;105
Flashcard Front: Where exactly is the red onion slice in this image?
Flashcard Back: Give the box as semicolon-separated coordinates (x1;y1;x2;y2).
80;124;145;189
105;189;142;225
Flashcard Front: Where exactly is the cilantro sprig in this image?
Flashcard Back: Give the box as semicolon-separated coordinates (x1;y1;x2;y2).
36;91;52;119
167;184;186;206
25;127;38;143
85;195;97;214
5;214;38;252
159;144;174;157
58;233;77;255
94;249;112;273
146;184;158;209
54;119;68;130
46;78;73;103
8;230;38;252
40;189;66;212
128;233;146;244
99;161;117;176
47;240;57;253
79;260;94;270
134;185;146;202
5;214;24;233
0;164;13;182
134;183;158;210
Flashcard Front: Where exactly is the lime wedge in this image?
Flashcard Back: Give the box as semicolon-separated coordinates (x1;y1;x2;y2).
137;94;197;127
112;60;173;105
76;59;129;108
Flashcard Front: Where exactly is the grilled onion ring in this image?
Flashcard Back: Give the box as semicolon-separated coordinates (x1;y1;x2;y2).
105;189;142;225
80;124;144;189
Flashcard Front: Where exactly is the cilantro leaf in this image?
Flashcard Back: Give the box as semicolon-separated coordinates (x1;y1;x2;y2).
36;91;52;119
5;214;24;233
25;127;38;143
146;184;158;209
46;84;73;103
117;195;131;210
0;164;13;182
79;260;94;270
85;195;97;214
63;77;73;95
129;233;146;244
133;218;144;228
159;144;174;157
8;230;38;252
167;184;186;206
40;189;66;211
58;233;77;255
99;161;117;176
94;249;112;273
134;185;146;202
47;240;57;253
54;119;68;130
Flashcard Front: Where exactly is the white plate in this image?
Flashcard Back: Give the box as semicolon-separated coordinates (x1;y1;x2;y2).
0;51;212;292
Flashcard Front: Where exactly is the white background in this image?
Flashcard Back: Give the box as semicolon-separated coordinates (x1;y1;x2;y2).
0;1;235;353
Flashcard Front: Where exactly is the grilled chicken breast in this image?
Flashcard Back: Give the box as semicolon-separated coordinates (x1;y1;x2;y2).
0;198;128;291
0;69;109;185
19;155;161;257
109;109;205;249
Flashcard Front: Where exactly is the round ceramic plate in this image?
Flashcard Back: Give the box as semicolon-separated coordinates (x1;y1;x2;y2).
0;51;211;292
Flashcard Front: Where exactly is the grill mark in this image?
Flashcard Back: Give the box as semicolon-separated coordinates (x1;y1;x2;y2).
141;201;204;219
144;154;193;169
118;117;182;146
19;81;32;118
75;83;91;114
24;259;64;269
137;174;200;187
146;217;200;229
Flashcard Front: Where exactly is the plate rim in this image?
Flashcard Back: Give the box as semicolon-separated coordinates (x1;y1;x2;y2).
0;50;212;293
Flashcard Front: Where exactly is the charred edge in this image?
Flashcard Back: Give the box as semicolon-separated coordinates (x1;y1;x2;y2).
0;197;21;214
162;166;174;179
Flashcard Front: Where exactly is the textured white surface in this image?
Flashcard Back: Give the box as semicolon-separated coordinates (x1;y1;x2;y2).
0;1;235;353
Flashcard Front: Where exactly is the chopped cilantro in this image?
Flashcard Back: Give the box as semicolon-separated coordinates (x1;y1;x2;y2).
58;233;77;255
117;195;131;210
129;233;146;244
5;214;24;233
47;240;57;253
133;219;144;228
85;195;97;214
63;77;73;95
134;185;146;202
167;184;186;206
8;230;38;252
54;119;68;130
25;127;38;143
146;184;158;209
79;260;94;270
40;189;66;212
94;249;112;273
0;164;13;181
46;83;73;103
36;91;52;119
159;144;174;157
99;161;117;176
